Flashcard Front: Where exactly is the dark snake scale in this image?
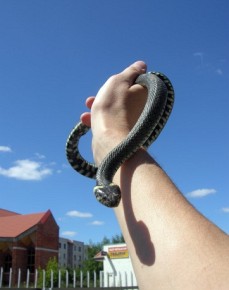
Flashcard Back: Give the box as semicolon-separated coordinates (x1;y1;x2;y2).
66;72;174;208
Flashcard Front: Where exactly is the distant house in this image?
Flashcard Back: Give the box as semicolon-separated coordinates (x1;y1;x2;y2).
58;237;88;269
94;243;137;287
0;209;59;285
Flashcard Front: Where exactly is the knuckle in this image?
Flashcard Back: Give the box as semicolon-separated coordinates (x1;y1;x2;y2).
107;74;121;85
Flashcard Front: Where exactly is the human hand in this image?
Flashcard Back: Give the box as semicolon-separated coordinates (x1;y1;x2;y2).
80;61;148;165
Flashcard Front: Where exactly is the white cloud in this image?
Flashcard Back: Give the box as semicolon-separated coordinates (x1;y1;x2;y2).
216;68;223;75
186;188;216;198
66;210;93;218
193;52;204;57
90;220;104;226
61;231;77;237
35;153;46;159
193;52;204;66
0;159;52;180
62;163;69;168
0;146;12;153
222;208;229;213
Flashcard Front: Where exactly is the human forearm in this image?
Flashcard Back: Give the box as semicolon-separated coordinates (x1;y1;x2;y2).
113;149;229;290
80;61;229;289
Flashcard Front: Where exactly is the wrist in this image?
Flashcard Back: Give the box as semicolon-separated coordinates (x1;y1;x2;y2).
92;128;128;166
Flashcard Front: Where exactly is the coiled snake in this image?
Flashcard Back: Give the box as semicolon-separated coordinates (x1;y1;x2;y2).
66;72;174;208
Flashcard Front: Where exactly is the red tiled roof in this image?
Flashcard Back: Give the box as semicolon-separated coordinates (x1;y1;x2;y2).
0;210;51;238
0;209;19;217
94;251;106;261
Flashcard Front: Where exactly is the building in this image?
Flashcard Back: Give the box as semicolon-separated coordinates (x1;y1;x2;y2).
94;243;137;287
58;237;87;269
0;209;59;285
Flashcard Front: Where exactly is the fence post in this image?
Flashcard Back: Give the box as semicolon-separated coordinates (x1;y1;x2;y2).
87;271;89;287
58;269;61;288
42;269;46;290
17;268;21;288
125;271;127;287
99;271;103;288
50;270;53;289
66;269;69;288
0;267;3;288
9;268;12;288
26;268;30;288
118;272;122;286
113;271;116;287
80;270;83;288
34;269;38;289
131;271;134;286
73;270;76;288
93;271;96;287
106;272;109;288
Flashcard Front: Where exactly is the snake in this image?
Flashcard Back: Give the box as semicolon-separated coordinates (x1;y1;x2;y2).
66;71;174;208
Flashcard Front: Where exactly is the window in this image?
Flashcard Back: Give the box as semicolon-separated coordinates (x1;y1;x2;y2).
78;246;81;252
64;244;66;249
4;253;12;272
59;243;61;248
27;247;35;273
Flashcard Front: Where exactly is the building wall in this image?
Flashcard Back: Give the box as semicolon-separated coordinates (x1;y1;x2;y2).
0;211;59;286
35;213;59;269
0;210;91;286
12;245;28;283
58;237;87;269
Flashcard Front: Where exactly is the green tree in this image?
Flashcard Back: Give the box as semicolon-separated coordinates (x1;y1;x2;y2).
111;234;125;244
82;242;103;274
37;256;59;288
82;233;125;274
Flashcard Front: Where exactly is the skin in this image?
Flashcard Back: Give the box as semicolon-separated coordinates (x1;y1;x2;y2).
81;61;229;290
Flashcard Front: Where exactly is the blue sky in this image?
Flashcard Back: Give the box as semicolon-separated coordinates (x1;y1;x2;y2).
0;0;228;244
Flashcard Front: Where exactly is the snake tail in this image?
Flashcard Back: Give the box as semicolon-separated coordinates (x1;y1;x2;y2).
66;122;97;179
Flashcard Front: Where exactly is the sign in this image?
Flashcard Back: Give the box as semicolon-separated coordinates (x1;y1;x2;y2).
108;246;129;259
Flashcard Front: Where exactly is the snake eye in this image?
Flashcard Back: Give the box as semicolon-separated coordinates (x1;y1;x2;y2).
94;184;121;208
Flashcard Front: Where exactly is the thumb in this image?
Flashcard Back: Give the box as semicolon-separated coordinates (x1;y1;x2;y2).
121;61;147;85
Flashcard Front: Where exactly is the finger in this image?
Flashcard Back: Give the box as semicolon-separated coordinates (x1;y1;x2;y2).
129;83;148;98
80;112;91;127
121;61;147;85
85;96;95;109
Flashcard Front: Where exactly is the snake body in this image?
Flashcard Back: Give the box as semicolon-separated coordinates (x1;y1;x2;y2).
66;72;174;208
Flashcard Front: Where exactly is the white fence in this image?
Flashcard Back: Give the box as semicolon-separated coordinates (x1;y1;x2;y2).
0;267;138;289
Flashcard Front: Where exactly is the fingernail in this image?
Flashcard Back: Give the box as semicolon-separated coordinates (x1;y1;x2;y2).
133;61;147;72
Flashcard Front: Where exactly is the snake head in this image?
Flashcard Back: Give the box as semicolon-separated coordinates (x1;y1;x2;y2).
94;183;121;208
